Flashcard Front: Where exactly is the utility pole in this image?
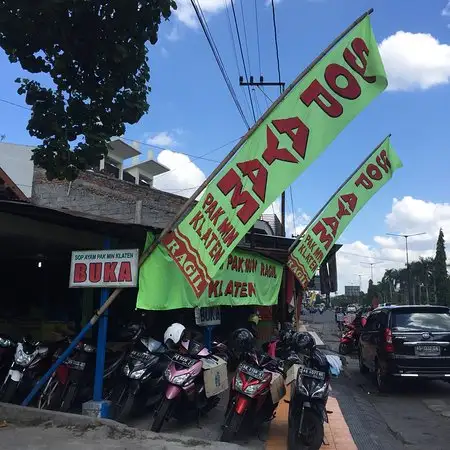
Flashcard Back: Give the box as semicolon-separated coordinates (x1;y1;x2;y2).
240;76;286;236
387;232;426;305
361;261;380;281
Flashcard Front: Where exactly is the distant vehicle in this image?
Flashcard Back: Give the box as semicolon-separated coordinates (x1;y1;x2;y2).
359;305;450;392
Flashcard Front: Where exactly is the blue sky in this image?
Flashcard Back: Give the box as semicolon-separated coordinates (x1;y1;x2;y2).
1;0;449;292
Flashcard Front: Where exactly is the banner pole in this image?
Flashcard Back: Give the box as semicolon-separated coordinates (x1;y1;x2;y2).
100;7;376;317
288;133;391;253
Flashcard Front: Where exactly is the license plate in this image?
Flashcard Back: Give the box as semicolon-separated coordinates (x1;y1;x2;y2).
65;359;86;371
239;363;265;381
301;367;325;381
415;345;440;357
130;350;155;362
172;353;196;368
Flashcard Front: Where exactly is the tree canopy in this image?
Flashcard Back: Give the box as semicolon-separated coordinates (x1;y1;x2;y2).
0;0;177;180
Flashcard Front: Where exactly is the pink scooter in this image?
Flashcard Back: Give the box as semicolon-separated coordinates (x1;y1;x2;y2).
151;340;221;432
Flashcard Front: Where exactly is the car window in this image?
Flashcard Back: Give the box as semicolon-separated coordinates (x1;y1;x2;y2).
392;310;450;332
365;313;379;331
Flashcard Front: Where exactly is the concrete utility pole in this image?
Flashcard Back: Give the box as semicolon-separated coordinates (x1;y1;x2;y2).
240;76;286;235
386;232;426;305
361;261;380;281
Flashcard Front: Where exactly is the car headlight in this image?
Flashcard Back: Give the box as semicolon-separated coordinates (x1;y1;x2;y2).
15;347;34;366
170;373;191;386
0;337;12;347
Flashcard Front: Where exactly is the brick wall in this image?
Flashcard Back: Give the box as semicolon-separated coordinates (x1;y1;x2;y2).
32;168;192;229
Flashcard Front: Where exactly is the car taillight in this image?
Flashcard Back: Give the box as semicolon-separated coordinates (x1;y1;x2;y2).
384;328;394;353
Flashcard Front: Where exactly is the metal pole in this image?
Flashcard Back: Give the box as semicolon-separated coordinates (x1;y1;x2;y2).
288;134;390;253
405;236;412;305
93;237;110;401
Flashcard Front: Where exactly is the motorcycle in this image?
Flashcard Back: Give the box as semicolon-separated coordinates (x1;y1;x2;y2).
220;350;286;442
0;336;63;404
151;339;223;432
287;347;331;450
38;336;129;412
109;335;170;422
338;323;358;355
0;335;16;383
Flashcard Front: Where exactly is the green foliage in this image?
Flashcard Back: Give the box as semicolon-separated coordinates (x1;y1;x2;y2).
435;229;449;305
0;0;177;180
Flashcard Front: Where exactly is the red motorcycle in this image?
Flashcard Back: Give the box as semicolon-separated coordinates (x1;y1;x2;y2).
220;350;286;442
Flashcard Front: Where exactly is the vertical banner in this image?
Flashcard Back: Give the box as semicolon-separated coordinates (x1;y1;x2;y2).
163;13;388;297
287;136;403;288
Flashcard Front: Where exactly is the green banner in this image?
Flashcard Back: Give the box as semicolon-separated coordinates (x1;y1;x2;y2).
162;14;387;297
137;234;283;310
287;136;402;288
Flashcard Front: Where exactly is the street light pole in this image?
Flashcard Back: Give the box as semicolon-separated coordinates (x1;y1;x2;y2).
361;261;380;281
386;232;426;305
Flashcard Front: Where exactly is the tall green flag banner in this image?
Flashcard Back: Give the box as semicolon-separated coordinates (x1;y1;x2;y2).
137;233;283;310
162;12;387;297
287;136;402;288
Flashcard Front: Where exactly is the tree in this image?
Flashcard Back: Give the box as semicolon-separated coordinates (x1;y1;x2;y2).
434;229;449;305
0;0;177;180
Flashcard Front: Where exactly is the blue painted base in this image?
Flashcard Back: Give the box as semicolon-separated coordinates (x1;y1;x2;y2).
82;400;111;419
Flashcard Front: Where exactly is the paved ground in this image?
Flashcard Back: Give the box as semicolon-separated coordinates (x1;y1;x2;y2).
304;310;450;450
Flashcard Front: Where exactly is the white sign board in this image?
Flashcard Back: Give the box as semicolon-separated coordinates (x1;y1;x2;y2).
69;249;139;288
195;307;221;326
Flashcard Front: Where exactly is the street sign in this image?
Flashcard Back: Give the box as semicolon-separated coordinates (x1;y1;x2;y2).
195;307;221;327
69;249;139;288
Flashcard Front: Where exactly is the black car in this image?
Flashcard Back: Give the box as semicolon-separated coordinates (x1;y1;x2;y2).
359;305;450;392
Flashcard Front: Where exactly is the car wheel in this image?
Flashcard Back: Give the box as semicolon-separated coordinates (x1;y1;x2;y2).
375;362;391;393
359;350;368;374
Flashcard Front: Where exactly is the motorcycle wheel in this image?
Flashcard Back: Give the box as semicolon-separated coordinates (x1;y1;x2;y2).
38;377;62;410
60;383;78;413
151;398;171;432
288;409;324;450
338;343;350;355
220;409;245;443
1;379;18;404
112;389;135;423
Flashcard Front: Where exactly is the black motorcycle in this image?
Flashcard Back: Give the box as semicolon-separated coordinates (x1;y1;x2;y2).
0;336;64;404
0;335;16;383
287;347;331;450
109;335;170;422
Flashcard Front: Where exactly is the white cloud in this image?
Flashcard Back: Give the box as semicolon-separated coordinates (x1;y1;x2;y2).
153;150;206;198
146;131;178;148
174;0;230;28
264;199;311;237
443;1;450;16
166;26;181;42
336;197;450;294
379;31;450;91
161;47;169;58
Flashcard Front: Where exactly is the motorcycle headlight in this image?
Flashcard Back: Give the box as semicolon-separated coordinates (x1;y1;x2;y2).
129;369;147;380
311;380;329;399
0;337;12;347
171;373;191;386
83;344;96;353
15;347;34;366
244;383;263;397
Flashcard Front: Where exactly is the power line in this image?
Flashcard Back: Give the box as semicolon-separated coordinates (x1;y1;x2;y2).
270;0;283;96
230;0;257;122
0;98;30;110
239;0;252;82
190;0;250;129
257;86;274;103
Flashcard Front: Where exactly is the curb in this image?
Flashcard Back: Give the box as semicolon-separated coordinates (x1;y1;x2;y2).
0;402;241;449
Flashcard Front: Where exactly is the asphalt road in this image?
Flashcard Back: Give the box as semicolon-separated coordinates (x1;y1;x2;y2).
305;310;450;450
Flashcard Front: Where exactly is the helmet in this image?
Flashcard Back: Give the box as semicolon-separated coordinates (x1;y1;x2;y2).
248;312;261;326
164;323;186;346
230;328;255;353
292;332;315;353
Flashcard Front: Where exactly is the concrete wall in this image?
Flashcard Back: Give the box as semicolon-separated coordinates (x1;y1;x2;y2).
0;142;34;197
32;168;191;229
